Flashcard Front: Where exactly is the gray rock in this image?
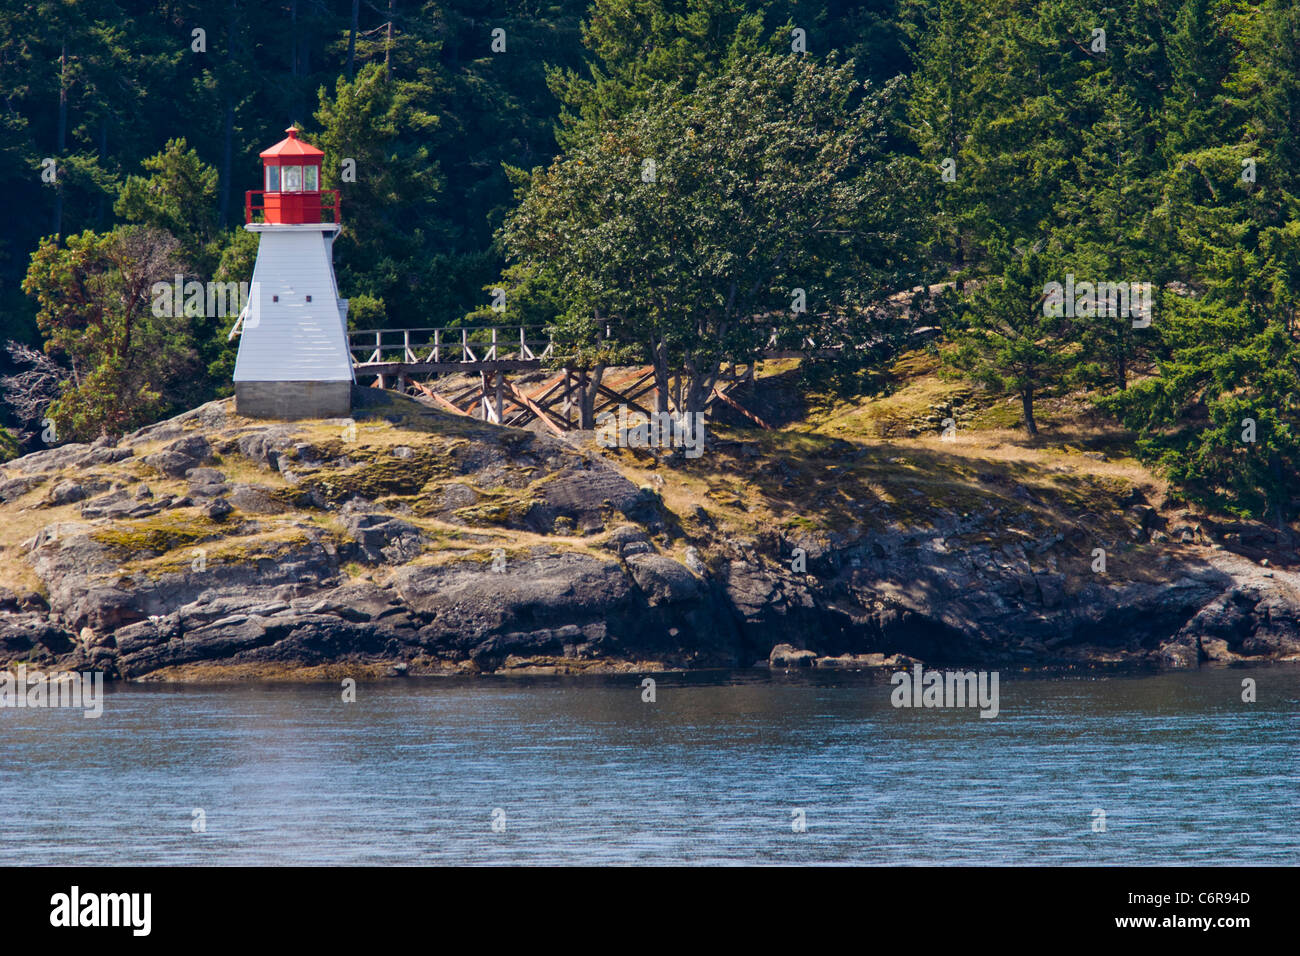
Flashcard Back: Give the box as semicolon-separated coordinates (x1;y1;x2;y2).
0;616;75;657
123;421;184;448
81;490;169;520
395;552;632;650
171;400;231;430
9;388;1300;681
1035;573;1066;608
67;586;143;633
48;480;86;506
603;524;651;555
342;513;425;563
537;464;643;520
227;484;286;514
291;581;404;623
81;446;133;466
0;476;42;502
769;643;816;667
206;498;234;520
441;483;478;510
625;554;701;606
2;443;92;475
234;426;299;470
187;468;227;487
189;483;229;498
143;447;202;478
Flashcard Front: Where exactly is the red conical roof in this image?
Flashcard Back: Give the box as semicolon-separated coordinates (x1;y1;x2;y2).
259;127;324;159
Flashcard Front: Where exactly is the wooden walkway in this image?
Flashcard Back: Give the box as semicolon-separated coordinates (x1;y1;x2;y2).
349;325;772;432
348;287;948;430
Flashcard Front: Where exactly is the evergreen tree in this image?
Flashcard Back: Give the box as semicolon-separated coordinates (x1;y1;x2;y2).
313;63;442;324
21;226;199;440
948;249;1074;437
506;53;926;420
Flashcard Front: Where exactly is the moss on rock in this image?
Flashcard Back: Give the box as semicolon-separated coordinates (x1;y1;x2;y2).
298;446;456;504
91;513;225;556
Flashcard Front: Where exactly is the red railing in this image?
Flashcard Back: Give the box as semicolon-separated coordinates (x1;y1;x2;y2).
245;189;341;225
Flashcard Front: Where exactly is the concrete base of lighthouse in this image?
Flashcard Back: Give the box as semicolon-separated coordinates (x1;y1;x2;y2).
236;381;352;420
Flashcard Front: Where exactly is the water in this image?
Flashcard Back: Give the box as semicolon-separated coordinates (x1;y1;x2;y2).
2;666;1296;865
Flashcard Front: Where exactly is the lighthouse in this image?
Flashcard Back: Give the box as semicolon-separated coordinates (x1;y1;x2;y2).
232;127;353;419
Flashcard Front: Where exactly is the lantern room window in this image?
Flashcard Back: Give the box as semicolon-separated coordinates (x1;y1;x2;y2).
250;128;334;224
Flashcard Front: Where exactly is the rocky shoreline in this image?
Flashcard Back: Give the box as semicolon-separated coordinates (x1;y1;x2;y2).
1;389;1298;681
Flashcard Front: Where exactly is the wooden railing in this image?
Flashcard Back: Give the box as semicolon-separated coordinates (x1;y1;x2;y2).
348;322;938;373
245;189;342;224
348;326;554;366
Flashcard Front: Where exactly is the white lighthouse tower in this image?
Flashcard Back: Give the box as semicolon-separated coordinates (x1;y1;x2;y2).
232;127;353;419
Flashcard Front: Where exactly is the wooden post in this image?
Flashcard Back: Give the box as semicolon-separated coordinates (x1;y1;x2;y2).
712;385;774;429
505;381;567;435
494;370;504;424
433;328;440;364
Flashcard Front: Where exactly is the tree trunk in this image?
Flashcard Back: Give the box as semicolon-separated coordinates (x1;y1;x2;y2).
347;0;359;78
385;0;395;80
1021;387;1038;437
1269;450;1287;534
57;39;68;154
95;117;108;225
568;367;607;430
54;38;68;237
651;339;670;413
218;4;237;230
684;353;721;417
219;104;234;229
576;364;605;429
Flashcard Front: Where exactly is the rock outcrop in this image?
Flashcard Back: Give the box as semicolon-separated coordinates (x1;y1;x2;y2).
0;389;1296;680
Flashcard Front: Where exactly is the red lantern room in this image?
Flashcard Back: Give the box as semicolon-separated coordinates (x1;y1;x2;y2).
245;127;340;225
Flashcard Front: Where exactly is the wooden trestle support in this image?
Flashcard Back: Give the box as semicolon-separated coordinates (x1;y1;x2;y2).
349;326;771;432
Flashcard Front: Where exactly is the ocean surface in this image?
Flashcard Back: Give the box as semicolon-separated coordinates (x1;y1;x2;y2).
2;665;1296;865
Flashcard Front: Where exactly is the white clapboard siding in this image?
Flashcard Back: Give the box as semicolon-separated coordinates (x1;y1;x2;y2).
234;225;355;383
